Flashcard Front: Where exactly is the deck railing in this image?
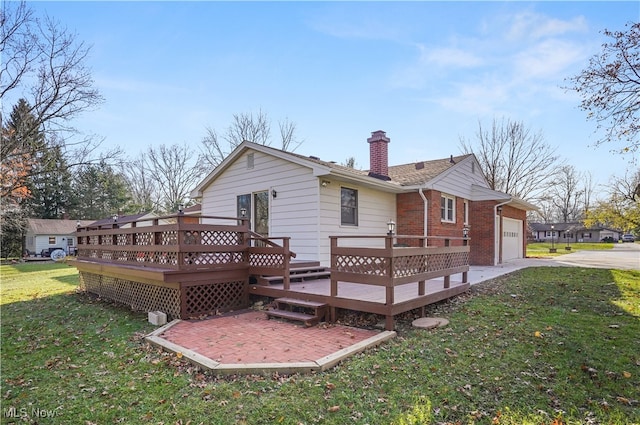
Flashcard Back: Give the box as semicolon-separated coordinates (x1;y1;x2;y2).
330;235;470;329
76;214;294;275
74;214;296;319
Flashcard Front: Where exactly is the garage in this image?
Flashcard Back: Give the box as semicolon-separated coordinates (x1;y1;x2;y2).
501;217;523;262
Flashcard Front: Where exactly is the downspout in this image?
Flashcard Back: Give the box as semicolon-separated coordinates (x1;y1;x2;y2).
494;199;512;265
418;189;428;243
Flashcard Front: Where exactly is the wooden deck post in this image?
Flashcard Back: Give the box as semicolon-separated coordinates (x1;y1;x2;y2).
283;238;291;291
329;237;338;323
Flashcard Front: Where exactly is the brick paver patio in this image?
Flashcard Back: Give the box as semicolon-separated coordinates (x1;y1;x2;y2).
158;310;383;364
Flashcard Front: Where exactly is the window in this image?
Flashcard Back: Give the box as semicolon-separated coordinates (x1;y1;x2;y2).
237;194;251;220
463;200;469;225
440;194;455;222
67;238;74;247
48;237;56;245
341;187;358;226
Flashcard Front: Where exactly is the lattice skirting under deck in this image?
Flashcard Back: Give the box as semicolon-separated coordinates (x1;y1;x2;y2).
79;272;181;318
183;280;247;318
78;272;249;319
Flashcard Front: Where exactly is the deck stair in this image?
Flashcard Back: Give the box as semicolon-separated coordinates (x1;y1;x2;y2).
255;265;330;286
266;297;328;327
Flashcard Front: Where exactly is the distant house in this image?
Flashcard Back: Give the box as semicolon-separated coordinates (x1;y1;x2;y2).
26;219;95;257
191;130;537;266
529;222;622;243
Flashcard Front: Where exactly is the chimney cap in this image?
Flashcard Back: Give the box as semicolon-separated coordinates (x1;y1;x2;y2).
367;130;390;144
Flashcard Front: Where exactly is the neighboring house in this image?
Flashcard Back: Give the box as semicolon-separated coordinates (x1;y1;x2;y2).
25;219;95;256
529;222;622;243
190;130;537;266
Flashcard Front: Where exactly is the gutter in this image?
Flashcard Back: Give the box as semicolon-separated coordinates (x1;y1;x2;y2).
418;188;428;239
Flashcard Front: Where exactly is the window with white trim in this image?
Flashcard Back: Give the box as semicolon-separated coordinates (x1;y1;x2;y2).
440;194;455;223
463;200;469;225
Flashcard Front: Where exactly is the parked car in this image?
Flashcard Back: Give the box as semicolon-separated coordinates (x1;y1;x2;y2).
41;247;65;257
621;234;635;243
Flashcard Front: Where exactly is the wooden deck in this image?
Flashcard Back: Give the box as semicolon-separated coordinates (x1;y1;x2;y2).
251;276;469;329
71;213;471;331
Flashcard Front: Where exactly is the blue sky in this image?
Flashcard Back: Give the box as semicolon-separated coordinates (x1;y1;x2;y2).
21;1;640;189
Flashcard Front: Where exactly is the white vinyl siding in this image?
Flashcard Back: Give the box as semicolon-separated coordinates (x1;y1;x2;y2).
318;180;395;265
200;150;320;261
199;148;397;267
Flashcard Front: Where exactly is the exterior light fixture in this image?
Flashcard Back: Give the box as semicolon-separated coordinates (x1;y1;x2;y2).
112;214;118;222
387;219;396;236
178;203;184;214
321;180;330;187
550;224;556;252
76;220;81;228
271;189;277;199
240;208;247;218
463;225;469;239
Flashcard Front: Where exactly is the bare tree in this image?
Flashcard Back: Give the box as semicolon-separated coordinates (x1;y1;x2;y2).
200;110;303;169
143;144;206;213
1;1;103;137
566;22;640;155
278;117;302;152
121;154;160;213
548;165;584;222
1;1;109;208
459;117;561;202
225;109;271;147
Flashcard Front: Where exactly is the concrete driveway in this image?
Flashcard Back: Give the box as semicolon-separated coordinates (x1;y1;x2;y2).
549;242;640;270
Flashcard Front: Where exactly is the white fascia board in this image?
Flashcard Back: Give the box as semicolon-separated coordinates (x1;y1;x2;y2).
327;169;407;193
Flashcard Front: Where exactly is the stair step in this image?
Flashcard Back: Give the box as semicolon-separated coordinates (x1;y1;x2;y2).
266;309;320;327
289;265;329;273
275;297;327;309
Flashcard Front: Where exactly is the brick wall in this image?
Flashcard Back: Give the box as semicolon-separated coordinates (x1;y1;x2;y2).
396;192;527;266
469;200;496;265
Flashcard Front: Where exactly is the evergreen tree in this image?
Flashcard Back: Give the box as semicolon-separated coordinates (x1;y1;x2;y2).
24;143;74;219
70;162;134;220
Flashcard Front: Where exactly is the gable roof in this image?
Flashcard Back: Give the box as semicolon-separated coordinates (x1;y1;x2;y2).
191;141;476;197
387;155;472;186
190;141;536;211
27;219;95;235
88;212;151;227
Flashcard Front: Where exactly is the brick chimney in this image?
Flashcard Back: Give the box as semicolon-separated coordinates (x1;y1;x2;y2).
367;130;391;181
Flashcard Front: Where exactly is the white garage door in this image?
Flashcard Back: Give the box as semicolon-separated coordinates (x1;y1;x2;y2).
502;217;523;261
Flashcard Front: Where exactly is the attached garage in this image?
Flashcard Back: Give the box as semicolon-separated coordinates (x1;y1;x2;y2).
502;217;523;261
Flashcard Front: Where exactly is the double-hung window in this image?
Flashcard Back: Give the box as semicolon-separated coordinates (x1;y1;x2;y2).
440;194;455;223
341;187;358;226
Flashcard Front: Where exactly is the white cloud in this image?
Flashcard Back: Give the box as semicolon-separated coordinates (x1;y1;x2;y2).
423;46;484;68
506;11;588;41
512;38;589;81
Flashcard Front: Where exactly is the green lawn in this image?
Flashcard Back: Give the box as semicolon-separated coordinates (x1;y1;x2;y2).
1;263;639;424
527;242;615;258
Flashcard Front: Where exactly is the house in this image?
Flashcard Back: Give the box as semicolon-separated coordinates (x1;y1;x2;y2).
190;130;537;266
25;218;95;256
529;222;622;243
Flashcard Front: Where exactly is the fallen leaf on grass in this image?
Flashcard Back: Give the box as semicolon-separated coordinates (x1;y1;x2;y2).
623;371;632;378
328;405;340;412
